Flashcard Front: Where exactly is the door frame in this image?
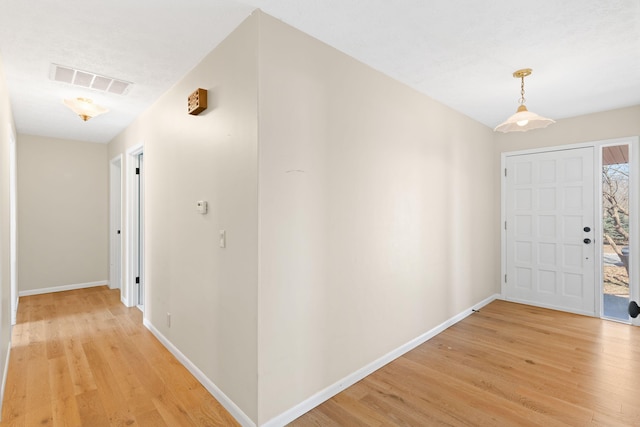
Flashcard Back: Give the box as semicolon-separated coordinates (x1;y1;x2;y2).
125;143;144;308
109;154;123;291
8;131;17;325
501;137;640;323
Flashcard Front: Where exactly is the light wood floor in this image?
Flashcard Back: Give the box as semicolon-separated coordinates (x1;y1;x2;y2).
0;286;238;426
4;289;640;426
291;300;640;426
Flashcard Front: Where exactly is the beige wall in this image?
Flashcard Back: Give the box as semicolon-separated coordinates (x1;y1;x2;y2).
17;135;108;292
107;11;499;424
103;11;640;425
108;12;260;422
0;54;16;403
256;13;498;424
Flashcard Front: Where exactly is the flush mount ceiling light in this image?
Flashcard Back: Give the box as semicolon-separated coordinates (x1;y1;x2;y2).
63;97;109;121
494;68;554;133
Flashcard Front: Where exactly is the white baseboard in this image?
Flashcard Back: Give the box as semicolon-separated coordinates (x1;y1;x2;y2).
143;319;256;427
18;280;108;297
120;294;130;307
262;293;501;427
11;297;18;326
140;294;499;427
0;343;11;422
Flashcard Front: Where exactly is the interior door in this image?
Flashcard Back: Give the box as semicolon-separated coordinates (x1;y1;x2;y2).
505;147;596;315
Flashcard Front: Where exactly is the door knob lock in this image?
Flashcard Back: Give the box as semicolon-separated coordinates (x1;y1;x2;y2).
583;238;591;244
583;226;591;232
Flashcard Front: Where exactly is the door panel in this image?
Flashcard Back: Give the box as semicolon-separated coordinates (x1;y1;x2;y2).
505;147;595;315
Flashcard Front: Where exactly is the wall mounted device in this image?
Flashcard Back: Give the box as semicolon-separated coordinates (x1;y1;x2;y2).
188;88;207;115
196;200;208;214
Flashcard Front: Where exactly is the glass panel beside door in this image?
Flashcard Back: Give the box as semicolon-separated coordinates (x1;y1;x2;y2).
602;144;630;322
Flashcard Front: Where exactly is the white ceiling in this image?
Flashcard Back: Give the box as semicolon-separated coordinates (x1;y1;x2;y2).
1;0;638;144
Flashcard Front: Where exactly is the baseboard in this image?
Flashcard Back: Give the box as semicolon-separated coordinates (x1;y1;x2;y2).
262;293;501;427
139;294;499;427
143;319;256;427
11;297;18;326
18;280;108;297
501;296;595;317
120;295;130;307
0;343;11;422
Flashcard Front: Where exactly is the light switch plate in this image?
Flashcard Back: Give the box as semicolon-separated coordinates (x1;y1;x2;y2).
219;230;226;248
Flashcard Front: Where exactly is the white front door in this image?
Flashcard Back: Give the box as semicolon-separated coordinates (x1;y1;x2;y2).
505;147;596;315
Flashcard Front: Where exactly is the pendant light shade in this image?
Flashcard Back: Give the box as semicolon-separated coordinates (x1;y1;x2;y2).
494;69;554;133
63;97;108;121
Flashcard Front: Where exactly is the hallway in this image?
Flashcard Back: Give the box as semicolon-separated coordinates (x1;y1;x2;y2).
0;286;237;426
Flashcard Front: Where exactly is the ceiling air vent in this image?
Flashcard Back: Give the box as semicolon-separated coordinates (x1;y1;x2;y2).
50;64;133;95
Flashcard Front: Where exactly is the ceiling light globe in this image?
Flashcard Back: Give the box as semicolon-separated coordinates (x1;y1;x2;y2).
494;103;555;133
63;97;109;121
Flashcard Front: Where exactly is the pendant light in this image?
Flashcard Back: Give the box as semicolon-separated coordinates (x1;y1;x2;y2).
63;97;109;121
494;68;554;133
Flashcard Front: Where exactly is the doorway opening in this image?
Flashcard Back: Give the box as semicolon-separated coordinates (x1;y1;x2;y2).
601;144;631;322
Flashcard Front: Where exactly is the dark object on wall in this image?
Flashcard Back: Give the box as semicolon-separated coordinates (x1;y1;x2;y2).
629;300;640;318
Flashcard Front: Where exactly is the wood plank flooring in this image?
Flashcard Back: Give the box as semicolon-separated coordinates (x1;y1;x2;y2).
4;289;640;426
0;286;238;427
291;300;640;426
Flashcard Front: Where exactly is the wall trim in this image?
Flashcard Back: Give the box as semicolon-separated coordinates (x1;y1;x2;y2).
0;343;11;421
109;154;123;292
143;318;256;427
124;143;144;308
262;293;501;427
12;298;18;327
18;280;107;297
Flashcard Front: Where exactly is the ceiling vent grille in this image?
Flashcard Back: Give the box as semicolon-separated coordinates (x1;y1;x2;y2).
50;64;133;95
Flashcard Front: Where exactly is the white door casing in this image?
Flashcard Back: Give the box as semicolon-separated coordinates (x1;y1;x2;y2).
9;132;17;325
136;152;144;309
110;155;122;291
125;143;144;308
504;147;596;316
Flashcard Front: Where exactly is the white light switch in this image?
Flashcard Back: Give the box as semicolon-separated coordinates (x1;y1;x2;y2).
196;200;208;214
219;230;226;248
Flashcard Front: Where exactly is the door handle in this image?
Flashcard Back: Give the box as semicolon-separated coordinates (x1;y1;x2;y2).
629;301;640;318
583;238;591;244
